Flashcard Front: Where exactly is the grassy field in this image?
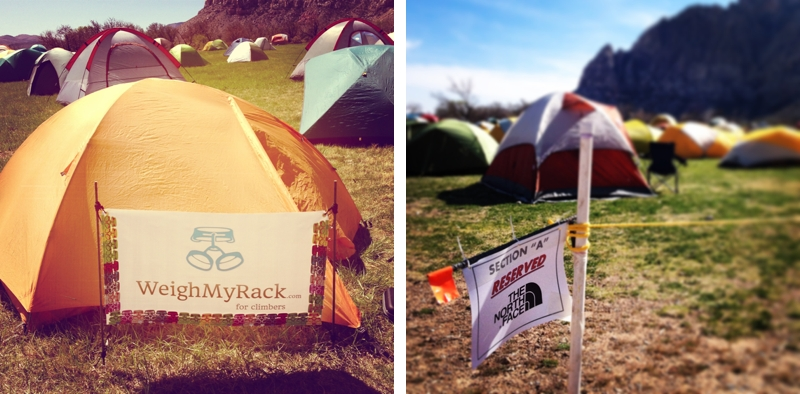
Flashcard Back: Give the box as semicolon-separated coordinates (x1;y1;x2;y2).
406;160;800;392
0;45;394;393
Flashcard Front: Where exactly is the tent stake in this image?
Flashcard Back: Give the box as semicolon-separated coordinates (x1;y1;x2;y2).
568;132;593;393
509;215;518;242
93;182;107;365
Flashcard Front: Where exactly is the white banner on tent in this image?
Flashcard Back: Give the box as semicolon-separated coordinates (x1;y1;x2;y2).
462;223;572;368
102;209;327;327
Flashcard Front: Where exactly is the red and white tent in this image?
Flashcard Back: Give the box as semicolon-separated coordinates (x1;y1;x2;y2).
289;18;393;80
57;28;184;105
483;92;653;202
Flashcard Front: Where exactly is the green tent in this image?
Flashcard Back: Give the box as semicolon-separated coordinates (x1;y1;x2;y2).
407;119;429;141
202;39;228;51
299;45;393;145
169;44;208;67
407;119;499;176
0;46;46;82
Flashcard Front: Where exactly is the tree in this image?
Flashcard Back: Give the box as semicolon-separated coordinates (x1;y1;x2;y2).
432;78;478;121
146;23;179;43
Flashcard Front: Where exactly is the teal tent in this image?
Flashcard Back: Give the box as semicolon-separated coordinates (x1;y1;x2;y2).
299;46;393;145
0;46;46;82
407;119;499;176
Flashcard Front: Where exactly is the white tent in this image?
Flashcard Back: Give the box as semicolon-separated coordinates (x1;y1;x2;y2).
154;38;172;50
254;37;276;50
27;48;73;96
57;28;184;105
227;42;268;63
289;18;393;80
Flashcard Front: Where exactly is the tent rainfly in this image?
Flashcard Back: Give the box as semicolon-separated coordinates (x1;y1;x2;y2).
169;44;209;67
153;37;172;49
271;34;289;44
0;78;362;329
657;122;735;158
254;37;276;50
202;39;228;51
625;119;664;156
299;46;393;145
27;48;74;96
57;28;184;105
289;18;393;80
224;38;252;56
227;42;268;63
408;119;499;176
0;45;46;82
483;92;653;202
720;127;800;167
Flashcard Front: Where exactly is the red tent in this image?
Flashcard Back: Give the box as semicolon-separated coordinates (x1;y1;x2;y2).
483;92;653;202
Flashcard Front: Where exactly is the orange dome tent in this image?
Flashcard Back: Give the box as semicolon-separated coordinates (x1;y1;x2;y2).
0;79;361;329
658;122;733;158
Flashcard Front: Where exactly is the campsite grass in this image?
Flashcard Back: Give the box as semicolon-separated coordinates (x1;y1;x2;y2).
0;44;394;393
407;160;800;345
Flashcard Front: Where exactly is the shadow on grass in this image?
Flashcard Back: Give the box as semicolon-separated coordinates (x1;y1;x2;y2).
147;369;381;394
341;222;373;274
437;182;519;206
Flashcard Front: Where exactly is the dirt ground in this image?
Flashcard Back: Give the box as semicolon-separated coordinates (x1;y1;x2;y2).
406;276;800;394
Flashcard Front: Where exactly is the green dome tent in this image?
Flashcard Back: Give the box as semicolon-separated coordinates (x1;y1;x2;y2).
169;44;208;67
408;119;499;176
0;46;46;82
202;39;228;51
299;46;393;145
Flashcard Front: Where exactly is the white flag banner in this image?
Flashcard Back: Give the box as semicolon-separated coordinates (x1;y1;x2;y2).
462;222;572;368
101;209;327;327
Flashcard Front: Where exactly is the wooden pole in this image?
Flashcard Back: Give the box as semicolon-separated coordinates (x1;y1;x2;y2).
568;132;593;393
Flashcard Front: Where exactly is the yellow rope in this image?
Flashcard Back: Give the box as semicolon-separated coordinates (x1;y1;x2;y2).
549;215;800;254
589;215;800;229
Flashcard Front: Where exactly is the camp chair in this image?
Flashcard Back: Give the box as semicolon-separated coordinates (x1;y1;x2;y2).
647;142;687;193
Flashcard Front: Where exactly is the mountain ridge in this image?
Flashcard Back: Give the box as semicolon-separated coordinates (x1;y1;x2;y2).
575;0;800;123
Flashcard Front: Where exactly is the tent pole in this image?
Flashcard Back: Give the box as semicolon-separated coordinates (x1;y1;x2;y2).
331;180;338;341
93;182;107;365
286;48;306;79
567;132;593;393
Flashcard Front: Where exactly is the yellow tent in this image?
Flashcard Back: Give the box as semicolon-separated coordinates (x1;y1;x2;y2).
0;78;361;328
650;113;677;129
624;119;663;155
658;122;732;158
720;126;800;167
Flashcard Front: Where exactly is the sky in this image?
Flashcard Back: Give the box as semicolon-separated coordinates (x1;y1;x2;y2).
0;0;205;36
407;0;736;112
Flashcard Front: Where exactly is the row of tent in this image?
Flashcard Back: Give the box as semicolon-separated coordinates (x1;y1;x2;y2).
9;21;394;146
408;92;800;202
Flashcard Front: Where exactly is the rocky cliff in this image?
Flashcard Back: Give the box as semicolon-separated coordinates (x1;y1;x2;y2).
575;0;800;122
179;0;393;45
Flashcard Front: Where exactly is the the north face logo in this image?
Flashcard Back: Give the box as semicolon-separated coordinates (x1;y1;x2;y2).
186;227;244;271
493;282;543;327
